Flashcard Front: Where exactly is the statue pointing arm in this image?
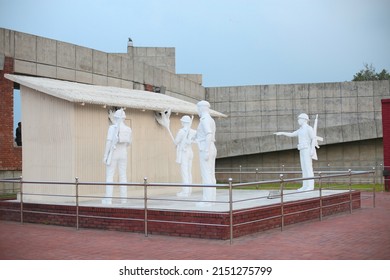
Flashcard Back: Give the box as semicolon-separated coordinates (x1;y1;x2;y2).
274;113;317;191
274;131;298;137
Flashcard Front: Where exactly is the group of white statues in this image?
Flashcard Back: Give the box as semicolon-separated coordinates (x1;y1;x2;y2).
102;100;217;206
102;99;322;206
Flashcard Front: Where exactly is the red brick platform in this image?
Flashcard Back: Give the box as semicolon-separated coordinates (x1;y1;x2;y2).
0;190;361;239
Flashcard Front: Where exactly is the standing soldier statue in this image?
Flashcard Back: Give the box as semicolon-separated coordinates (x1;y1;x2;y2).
195;100;217;206
174;115;196;197
102;109;132;204
275;113;323;191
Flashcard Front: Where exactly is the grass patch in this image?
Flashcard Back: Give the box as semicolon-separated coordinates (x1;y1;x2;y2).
0;193;17;200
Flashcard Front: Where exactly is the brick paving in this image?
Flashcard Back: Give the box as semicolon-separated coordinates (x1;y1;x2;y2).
0;192;389;260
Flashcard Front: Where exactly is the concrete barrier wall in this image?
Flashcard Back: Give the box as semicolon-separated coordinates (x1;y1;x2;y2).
207;80;390;158
0;28;205;103
207;81;388;180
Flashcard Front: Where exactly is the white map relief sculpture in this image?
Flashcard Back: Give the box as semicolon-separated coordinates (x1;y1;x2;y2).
154;108;174;141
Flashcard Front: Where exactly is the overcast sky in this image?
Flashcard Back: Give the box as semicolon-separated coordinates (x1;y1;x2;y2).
1;0;389;87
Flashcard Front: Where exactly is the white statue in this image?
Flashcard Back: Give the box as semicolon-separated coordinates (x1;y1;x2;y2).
274;113;322;192
195;100;217;206
102;109;132;204
174;115;196;197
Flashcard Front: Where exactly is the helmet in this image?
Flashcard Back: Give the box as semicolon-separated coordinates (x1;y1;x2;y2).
298;113;309;121
197;100;210;108
180;115;191;123
114;109;126;119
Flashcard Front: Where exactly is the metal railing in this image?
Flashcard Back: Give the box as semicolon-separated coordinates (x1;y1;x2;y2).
216;164;382;188
0;169;376;244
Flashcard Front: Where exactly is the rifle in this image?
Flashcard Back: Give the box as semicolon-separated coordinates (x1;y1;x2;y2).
311;114;323;160
105;124;119;165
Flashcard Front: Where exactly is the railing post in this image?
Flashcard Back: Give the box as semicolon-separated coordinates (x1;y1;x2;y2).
319;172;323;221
372;167;376;208
144;177;148;237
255;168;259;188
280;174;284;231
379;163;384;191
228;178;233;245
75;177;79;230
348;169;352;214
239;165;242;183
19;176;23;224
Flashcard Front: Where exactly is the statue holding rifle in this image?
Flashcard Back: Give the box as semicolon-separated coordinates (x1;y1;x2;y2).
174;115;196;197
102;108;132;204
154;109;196;197
274;113;323;192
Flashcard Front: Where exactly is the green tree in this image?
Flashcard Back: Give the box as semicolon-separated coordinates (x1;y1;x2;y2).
353;63;390;81
377;69;390;80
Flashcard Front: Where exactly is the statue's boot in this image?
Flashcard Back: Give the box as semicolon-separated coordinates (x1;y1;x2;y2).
120;186;127;204
102;185;113;204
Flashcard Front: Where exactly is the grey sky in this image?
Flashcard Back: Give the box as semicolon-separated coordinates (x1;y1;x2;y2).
1;0;389;87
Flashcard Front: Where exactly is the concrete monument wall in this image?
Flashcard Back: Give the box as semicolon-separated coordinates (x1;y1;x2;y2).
207;80;389;174
0;28;205;103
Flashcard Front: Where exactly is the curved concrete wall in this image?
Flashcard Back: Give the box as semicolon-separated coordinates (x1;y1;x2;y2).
207;80;389;159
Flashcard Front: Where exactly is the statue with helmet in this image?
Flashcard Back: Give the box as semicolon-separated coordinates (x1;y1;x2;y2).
274;113;323;192
174;115;196;197
102;108;132;204
195;100;217;206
